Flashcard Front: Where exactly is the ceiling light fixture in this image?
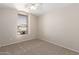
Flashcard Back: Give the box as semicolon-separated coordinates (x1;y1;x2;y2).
15;3;40;13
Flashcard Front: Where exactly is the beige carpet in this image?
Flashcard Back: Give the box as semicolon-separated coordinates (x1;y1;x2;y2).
0;39;79;55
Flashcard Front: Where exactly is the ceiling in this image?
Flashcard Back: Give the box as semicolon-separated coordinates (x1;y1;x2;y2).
0;3;71;16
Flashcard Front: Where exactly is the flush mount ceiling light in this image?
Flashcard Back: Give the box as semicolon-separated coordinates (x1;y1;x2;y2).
15;3;41;13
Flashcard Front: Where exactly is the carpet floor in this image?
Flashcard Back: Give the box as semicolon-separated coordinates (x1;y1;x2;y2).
0;39;79;55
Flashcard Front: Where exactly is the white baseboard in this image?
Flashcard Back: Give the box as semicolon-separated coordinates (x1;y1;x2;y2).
0;37;35;48
40;38;79;53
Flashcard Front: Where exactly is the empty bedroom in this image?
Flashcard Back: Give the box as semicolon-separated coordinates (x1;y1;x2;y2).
0;3;79;55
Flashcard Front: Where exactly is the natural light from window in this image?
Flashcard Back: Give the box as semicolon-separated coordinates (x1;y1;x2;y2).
17;14;28;35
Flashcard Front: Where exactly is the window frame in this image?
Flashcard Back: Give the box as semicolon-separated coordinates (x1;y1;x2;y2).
17;14;28;35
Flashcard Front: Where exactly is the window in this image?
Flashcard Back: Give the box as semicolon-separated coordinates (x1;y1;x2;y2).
17;14;28;35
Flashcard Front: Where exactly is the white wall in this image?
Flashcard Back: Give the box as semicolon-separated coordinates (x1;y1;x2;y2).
38;4;79;52
29;14;38;39
0;8;38;47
